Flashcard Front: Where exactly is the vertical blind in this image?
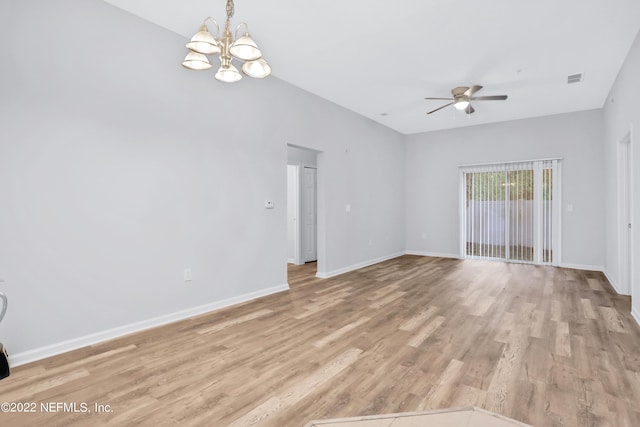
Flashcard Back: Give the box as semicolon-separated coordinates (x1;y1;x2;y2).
460;160;559;265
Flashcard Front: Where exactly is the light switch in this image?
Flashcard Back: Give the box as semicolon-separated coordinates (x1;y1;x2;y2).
345;204;351;213
567;204;573;212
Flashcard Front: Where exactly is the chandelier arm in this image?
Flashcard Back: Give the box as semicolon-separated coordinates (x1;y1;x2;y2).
234;22;249;39
203;17;221;38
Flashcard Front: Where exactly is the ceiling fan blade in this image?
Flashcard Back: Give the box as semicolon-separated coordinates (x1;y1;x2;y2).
426;102;454;114
451;86;469;96
465;105;475;114
471;95;508;101
424;97;454;100
464;85;483;97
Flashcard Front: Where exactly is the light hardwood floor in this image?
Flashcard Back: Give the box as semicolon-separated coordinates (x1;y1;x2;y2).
1;256;639;426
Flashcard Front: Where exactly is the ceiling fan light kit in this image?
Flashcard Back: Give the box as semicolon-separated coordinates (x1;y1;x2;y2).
425;85;508;115
454;99;470;110
182;0;271;83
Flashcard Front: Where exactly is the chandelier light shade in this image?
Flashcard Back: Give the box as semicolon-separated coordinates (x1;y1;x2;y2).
186;25;220;55
215;63;242;83
242;58;272;79
182;51;213;70
182;0;271;83
229;31;261;61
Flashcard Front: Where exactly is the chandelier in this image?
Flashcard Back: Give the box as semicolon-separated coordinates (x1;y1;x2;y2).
181;0;271;83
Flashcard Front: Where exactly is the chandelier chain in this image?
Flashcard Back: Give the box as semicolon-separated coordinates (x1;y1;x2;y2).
226;0;234;19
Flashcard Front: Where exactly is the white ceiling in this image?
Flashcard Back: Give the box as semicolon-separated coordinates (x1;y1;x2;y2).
105;0;640;135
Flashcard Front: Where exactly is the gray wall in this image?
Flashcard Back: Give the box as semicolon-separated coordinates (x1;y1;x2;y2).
0;0;405;361
604;29;640;320
405;110;605;269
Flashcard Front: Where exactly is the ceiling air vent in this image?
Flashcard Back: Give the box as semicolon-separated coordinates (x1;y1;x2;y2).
567;73;583;84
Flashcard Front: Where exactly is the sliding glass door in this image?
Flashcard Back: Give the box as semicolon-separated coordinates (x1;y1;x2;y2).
460;160;560;265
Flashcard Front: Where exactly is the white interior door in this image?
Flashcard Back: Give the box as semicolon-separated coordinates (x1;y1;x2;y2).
303;167;317;262
286;165;299;264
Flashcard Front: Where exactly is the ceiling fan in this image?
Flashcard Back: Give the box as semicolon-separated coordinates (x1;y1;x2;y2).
425;85;508;115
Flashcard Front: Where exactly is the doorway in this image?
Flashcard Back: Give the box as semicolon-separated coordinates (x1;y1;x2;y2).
287;146;319;272
618;133;633;295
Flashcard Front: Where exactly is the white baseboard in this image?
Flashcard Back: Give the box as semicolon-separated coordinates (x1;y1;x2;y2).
9;283;290;367
287;258;295;264
602;269;629;295
632;307;640;328
405;250;461;259
559;263;604;272
316;252;405;279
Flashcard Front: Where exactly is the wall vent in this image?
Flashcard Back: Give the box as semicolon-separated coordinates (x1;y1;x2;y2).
567;73;583;84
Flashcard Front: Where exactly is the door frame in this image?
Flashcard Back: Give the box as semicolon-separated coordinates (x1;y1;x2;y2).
286;145;321;269
287;165;302;265
618;131;633;295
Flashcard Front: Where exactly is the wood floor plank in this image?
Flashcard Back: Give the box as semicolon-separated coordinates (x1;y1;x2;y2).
587;278;604;292
196;308;273;334
470;295;496;317
368;291;406;310
580;298;598;320
416;359;465;410
551;299;562;322
494;312;515;344
294;296;347;319
2;256;640;426
449;384;487;408
398;306;439;332
554;321;572;357
407;316;445;348
313;317;371;349
484;327;529;415
530;309;546;339
227;348;363;426
598;306;628;333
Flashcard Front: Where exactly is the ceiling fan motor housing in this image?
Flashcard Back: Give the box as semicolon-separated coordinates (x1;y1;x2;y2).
454;94;469;103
